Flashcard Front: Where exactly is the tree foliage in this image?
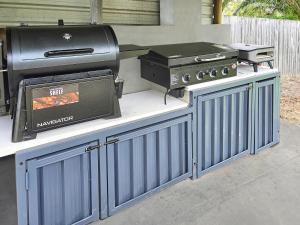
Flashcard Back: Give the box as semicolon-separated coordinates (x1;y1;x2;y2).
223;0;300;20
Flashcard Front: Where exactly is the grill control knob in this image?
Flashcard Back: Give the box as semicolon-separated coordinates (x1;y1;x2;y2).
196;71;204;80
182;73;191;83
210;69;217;78
222;67;229;76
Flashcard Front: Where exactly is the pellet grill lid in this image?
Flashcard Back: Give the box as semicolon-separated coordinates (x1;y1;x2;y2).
6;24;120;102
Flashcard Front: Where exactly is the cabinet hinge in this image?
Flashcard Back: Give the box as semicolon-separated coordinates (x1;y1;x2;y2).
248;83;253;90
25;171;29;191
85;138;119;152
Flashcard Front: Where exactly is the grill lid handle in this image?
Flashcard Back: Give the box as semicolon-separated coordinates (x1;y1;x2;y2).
44;48;94;57
195;55;226;62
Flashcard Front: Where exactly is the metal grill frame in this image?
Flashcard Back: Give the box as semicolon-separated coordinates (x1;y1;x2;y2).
14;71;280;224
106;115;192;216
15;108;192;224
189;70;280;178
252;77;280;153
196;84;252;176
26;142;99;225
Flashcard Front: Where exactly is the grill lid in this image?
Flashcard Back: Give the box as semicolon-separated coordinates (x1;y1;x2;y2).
7;25;119;74
19;27;110;61
140;42;238;67
6;24;120;108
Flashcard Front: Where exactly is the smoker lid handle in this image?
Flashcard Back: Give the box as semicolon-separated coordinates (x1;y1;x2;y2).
195;55;226;62
44;48;94;57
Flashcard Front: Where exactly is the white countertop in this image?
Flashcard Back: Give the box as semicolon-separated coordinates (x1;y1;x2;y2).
0;90;188;157
0;65;279;157
185;64;279;91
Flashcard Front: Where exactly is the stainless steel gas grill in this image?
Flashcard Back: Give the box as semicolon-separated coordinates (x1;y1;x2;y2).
4;24;123;142
140;42;238;98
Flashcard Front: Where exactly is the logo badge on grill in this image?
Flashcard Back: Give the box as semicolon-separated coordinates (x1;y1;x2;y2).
63;33;72;40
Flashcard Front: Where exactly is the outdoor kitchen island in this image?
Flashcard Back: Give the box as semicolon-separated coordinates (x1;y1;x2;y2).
0;66;280;225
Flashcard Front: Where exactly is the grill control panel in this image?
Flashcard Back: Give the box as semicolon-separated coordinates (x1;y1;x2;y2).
140;57;238;90
169;59;237;89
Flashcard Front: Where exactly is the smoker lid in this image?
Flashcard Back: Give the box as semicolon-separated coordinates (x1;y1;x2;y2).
17;26;110;61
140;42;238;67
7;25;119;71
6;24;120;111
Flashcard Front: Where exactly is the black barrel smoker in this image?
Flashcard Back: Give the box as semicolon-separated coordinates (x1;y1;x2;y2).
5;24;122;142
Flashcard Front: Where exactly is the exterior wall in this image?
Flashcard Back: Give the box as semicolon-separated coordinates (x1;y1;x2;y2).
0;0;91;26
102;0;213;25
201;0;214;24
0;0;214;27
102;0;160;25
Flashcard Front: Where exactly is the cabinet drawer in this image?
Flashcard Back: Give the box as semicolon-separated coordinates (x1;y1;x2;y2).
26;141;99;225
197;85;251;177
106;115;192;215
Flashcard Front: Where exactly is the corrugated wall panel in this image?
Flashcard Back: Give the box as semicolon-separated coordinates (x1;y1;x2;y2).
107;116;192;215
197;86;250;175
255;79;274;151
102;0;160;25
201;0;213;24
27;143;99;225
0;0;91;26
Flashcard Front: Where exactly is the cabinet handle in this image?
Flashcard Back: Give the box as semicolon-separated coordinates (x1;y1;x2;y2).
85;145;101;152
85;138;119;152
104;138;119;145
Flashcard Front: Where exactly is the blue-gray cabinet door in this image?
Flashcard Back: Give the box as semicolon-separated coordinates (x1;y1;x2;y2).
106;115;192;216
254;78;280;153
197;85;252;176
26;142;99;225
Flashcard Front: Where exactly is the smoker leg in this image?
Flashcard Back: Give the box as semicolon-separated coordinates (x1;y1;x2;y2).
253;63;258;72
267;61;274;69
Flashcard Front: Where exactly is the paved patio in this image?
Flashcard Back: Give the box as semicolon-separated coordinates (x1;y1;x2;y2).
95;120;300;225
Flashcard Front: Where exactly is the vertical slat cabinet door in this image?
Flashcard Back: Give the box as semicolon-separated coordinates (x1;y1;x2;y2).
107;115;192;216
254;78;279;153
197;85;251;177
26;142;99;225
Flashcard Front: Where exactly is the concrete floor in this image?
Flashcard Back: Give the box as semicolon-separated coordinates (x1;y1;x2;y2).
94;121;300;225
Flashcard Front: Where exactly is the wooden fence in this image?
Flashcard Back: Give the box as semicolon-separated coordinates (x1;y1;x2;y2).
224;16;300;76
